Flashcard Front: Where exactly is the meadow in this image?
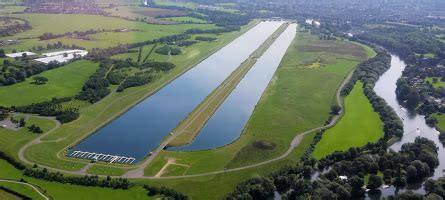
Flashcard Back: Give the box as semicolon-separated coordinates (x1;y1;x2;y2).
0;60;99;107
0;115;56;160
426;77;445;89
432;113;445;131
312;81;384;159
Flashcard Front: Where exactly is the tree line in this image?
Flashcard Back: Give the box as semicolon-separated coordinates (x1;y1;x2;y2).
226;136;440;199
15;97;80;123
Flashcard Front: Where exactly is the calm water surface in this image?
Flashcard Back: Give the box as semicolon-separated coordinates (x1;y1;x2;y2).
172;24;297;151
69;21;284;162
370;54;445;198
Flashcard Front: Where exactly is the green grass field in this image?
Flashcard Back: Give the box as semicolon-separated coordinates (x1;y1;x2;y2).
416;53;435;58
0;189;21;200
0;60;99;107
312;81;384;159
425;77;445;89
144;31;372;177
0;115;56;160
432;113;445;131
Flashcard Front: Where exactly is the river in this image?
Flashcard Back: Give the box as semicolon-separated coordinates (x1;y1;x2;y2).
171;23;297;151
369;54;445;198
68;21;284;162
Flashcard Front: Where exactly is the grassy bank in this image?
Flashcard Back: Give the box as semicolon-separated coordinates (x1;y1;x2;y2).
312;81;384;159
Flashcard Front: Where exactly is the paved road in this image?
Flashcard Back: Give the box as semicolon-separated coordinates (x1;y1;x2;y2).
17;114;61;166
0;179;50;200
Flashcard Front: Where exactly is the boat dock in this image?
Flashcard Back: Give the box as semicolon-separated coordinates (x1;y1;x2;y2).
68;151;136;164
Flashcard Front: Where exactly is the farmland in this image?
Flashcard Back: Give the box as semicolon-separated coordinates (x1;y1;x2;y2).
312;81;384;159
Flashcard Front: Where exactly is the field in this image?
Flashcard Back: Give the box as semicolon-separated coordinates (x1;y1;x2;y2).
312;81;384;159
103;6;186;24
432;113;445;131
0;60;99;107
0;189;21;200
0;115;56;159
143;31;372;180
426;77;445;88
416;53;435;58
0;14;215;52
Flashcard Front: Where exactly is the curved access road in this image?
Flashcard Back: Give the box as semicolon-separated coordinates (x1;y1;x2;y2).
0;179;50;200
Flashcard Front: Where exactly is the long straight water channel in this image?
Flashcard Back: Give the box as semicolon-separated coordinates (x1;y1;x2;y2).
69;21;284;162
172;24;297;151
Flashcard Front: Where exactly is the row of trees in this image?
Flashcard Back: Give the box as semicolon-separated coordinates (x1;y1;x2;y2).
24;168;131;189
76;62;111;103
155;45;181;55
15;97;80;123
144;185;188;200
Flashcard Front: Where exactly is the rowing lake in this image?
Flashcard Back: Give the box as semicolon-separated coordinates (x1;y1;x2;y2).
69;21;284;162
171;24;297;151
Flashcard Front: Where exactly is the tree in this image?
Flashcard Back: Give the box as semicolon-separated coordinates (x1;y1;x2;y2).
0;49;5;58
32;76;48;84
367;175;382;191
330;105;341;115
19;117;26;127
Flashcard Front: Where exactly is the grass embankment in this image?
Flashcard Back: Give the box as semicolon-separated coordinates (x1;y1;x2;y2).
168;23;290;147
20;21;258;173
1;14;214;51
144;31;371;180
312;81;384;159
0;60;98;107
0;115;56;160
0;160;153;200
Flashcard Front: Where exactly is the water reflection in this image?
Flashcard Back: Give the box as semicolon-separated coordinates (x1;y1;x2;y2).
171;24;297;151
70;21;284;162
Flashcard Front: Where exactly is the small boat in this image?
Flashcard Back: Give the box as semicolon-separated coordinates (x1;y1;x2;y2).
401;117;405;120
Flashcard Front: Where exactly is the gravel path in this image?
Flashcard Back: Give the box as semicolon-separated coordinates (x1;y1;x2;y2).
0;179;50;200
